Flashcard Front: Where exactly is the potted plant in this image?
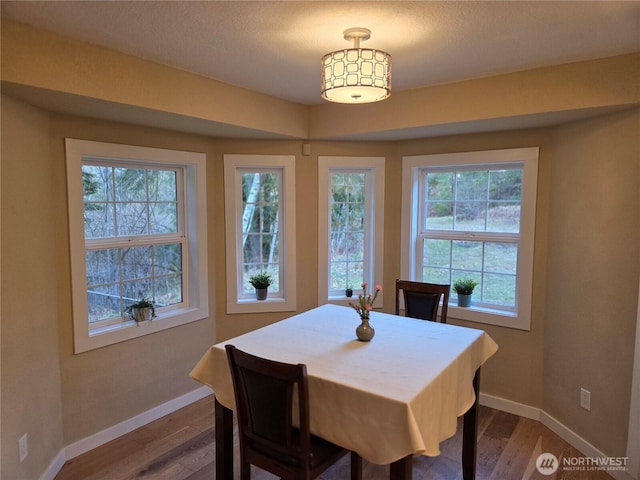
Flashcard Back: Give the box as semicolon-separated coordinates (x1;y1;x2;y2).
125;297;157;324
249;271;273;300
453;278;478;307
345;284;354;298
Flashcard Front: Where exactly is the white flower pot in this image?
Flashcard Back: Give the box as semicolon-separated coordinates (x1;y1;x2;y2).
132;307;153;323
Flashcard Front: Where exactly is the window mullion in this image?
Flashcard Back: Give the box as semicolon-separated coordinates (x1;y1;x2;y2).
111;166;118;238
453;171;458;231
145;169;150;237
118;247;124;316
363;170;372;286
277;178;284;288
86;234;182;250
485;169;490;232
423;230;519;242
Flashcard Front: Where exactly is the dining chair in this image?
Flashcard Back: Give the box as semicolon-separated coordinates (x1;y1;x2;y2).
225;344;362;480
395;278;450;323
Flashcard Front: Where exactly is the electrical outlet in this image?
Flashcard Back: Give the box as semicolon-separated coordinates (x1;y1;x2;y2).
18;434;28;462
580;388;591;411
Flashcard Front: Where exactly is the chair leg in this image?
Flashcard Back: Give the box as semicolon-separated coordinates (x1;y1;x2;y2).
240;460;251;480
350;452;362;480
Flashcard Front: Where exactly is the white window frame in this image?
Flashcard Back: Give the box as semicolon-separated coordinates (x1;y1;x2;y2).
401;147;538;330
66;139;209;353
318;156;385;306
224;154;297;313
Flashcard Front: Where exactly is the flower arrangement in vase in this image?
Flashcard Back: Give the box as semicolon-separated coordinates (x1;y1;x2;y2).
349;282;382;319
349;283;382;341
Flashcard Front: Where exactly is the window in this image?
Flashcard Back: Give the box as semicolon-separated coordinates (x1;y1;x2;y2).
224;155;296;313
401;148;538;330
239;170;282;298
66;139;208;353
318;157;385;303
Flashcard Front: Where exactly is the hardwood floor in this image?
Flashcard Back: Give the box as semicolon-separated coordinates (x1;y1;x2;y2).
55;394;612;480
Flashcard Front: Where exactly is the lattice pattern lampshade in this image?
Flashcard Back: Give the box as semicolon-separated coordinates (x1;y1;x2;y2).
321;28;391;104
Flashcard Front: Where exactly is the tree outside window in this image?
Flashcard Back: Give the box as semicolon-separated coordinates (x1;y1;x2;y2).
82;163;185;327
329;172;367;293
241;171;281;295
420;166;523;311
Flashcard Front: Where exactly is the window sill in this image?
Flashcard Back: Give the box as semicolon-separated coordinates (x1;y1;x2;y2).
329;295;357;302
448;304;529;331
76;306;208;353
227;297;296;314
325;297;385;311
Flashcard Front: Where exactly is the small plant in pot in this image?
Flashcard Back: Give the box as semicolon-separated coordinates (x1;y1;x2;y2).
345;284;354;298
125;297;157;324
249;271;273;300
453;278;478;307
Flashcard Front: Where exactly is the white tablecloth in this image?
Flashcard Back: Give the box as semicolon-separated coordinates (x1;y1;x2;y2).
190;304;498;465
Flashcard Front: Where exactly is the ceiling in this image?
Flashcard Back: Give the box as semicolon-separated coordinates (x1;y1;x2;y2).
1;1;639;138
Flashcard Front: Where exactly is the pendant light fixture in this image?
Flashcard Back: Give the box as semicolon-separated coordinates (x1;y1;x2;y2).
321;27;391;104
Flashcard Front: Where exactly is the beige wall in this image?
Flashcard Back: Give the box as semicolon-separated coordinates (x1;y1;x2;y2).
1;96;65;480
545;108;639;456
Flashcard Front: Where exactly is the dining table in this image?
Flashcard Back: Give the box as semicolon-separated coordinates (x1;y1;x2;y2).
190;304;498;480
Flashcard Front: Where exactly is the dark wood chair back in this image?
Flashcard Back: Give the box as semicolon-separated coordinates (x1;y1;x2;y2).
226;345;361;480
395;279;450;323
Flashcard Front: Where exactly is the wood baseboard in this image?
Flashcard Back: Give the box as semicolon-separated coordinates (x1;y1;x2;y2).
41;387;212;479
65;386;212;459
479;393;541;420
